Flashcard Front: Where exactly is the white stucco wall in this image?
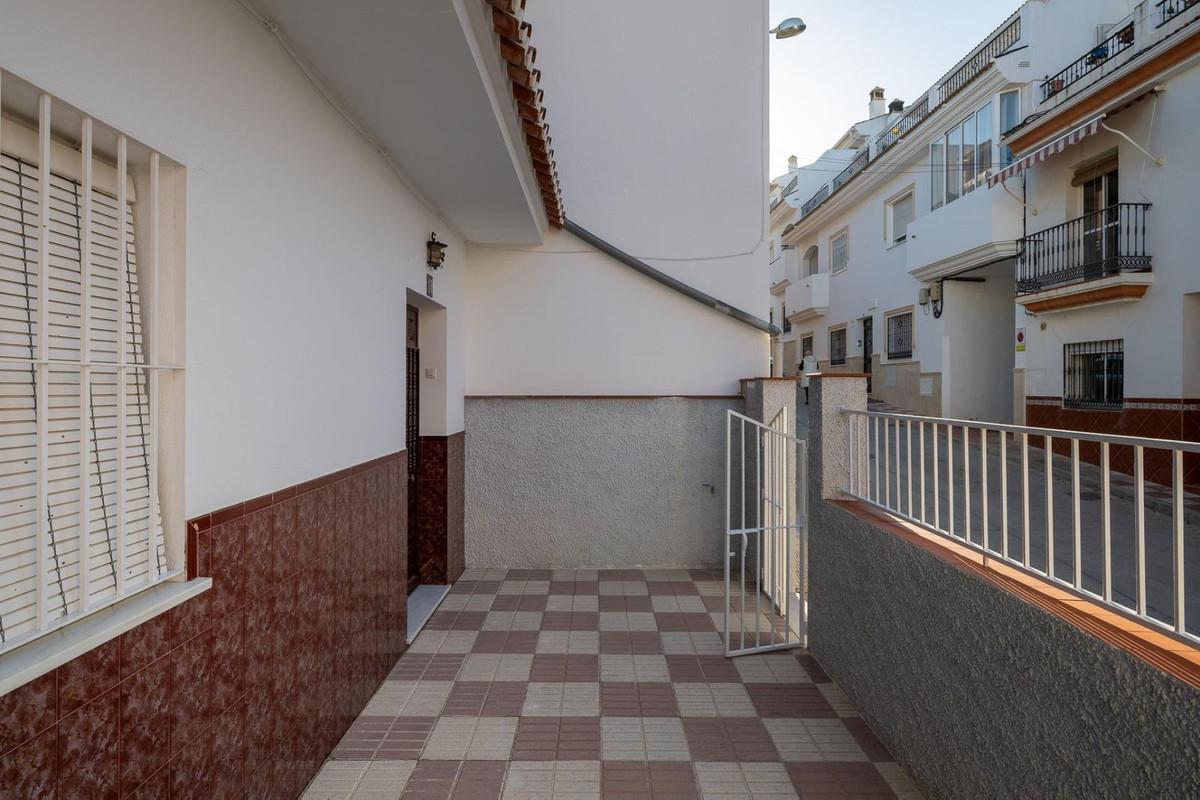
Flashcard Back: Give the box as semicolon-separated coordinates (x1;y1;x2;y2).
0;0;466;516
464;0;771;396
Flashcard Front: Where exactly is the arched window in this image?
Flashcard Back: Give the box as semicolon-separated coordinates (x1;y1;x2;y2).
802;245;819;278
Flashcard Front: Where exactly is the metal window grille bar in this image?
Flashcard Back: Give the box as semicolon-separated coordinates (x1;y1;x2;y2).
842;408;1200;647
829;329;847;366
1017;203;1151;294
1042;22;1136;102
886;313;913;360
875;96;931;157
1063;339;1124;410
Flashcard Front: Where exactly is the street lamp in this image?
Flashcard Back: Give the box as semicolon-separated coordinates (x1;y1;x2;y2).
770;17;807;39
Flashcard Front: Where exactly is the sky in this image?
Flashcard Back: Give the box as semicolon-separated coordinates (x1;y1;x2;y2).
769;0;1021;177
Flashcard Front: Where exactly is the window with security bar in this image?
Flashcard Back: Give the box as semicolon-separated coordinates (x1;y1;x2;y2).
1064;340;1124;410
886;312;913;360
829;328;847;366
0;74;185;654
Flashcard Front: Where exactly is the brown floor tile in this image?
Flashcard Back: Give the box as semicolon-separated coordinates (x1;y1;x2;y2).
682;717;780;761
598;569;644;581
471;630;540;654
601;760;697;799
490;594;548;611
599;632;663;654
665;654;742;683
647;581;701;596
331;716;435;760
600;682;680;717
530;654;600;682
796;653;831;683
388;654;466;682
843;717;893;762
541;611;600;631
746;684;837;718
786;761;897;798
511;716;601;761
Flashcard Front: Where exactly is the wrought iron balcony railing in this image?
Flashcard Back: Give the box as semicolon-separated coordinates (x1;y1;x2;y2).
1157;0;1199;27
1017;203;1150;294
875;96;930;157
1041;22;1136;102
800;184;830;217
938;17;1022;104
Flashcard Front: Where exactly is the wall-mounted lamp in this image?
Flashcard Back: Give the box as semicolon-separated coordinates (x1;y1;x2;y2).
426;233;448;269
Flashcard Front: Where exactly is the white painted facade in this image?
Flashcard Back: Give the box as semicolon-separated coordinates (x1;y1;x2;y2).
1003;0;1200;418
0;0;768;518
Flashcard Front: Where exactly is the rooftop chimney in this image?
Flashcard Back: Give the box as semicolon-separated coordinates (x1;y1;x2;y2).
869;87;886;118
889;99;906;114
787;154;798;170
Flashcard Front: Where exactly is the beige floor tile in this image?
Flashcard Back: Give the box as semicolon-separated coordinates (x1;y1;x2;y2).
502;761;601;800
733;654;809;684
643;569;692;581
407;630;477;654
361;681;451;716
601;717;689;761
673;682;757;717
483;611;544;631
660;631;726;655
598;611;658;632
536;630;600;654
459;653;533;681
438;593;493;612
521;681;601;716
599;580;649;596
546;595;600;612
764;718;867;761
303;761;416;800
421;716;517;760
651;595;707;613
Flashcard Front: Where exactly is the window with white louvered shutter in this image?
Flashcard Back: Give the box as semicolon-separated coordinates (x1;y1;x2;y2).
0;78;183;655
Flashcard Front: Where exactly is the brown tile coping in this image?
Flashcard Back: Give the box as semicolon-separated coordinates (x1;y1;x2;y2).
740;377;800;383
831;498;1200;689
809;372;871;379
186;449;404;546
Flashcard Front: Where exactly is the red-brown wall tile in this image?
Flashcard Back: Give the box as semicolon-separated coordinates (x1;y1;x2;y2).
416;432;466;585
0;451;407;799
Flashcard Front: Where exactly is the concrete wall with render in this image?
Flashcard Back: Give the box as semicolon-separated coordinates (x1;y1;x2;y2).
805;377;1200;799
465;397;739;568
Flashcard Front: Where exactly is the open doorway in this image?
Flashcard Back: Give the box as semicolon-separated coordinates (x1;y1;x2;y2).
403;291;458;642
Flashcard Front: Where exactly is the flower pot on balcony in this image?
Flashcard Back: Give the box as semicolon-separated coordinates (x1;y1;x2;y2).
1118;27;1134;45
1087;46;1109;65
1049;78;1065;94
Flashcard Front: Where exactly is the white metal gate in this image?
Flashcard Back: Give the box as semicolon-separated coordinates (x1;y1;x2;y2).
723;408;807;657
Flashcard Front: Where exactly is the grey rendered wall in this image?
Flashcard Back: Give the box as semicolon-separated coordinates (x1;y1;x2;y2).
465;397;740;568
806;378;1200;799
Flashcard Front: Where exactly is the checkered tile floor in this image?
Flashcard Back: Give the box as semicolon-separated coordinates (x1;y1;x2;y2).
303;569;923;799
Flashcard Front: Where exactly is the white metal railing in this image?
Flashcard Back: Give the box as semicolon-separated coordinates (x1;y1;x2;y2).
724;409;807;656
843;409;1199;645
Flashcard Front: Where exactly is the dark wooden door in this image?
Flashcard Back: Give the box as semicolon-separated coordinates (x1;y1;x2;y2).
406;305;421;592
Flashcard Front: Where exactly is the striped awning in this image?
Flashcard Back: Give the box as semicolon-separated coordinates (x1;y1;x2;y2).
987;115;1106;187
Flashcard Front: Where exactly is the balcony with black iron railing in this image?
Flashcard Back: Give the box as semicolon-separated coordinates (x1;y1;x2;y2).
1157;0;1200;27
1041;22;1136;102
1016;203;1151;294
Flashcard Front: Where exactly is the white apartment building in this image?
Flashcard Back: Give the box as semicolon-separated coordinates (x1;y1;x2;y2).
993;0;1200;487
778;11;1033;421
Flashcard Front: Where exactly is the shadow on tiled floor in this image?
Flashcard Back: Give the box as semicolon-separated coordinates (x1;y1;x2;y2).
303;568;923;799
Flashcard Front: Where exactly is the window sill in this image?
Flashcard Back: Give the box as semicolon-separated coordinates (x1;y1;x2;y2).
0;577;212;696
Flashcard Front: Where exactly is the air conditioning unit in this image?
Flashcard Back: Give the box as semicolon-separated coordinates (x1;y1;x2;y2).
919;287;931;306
